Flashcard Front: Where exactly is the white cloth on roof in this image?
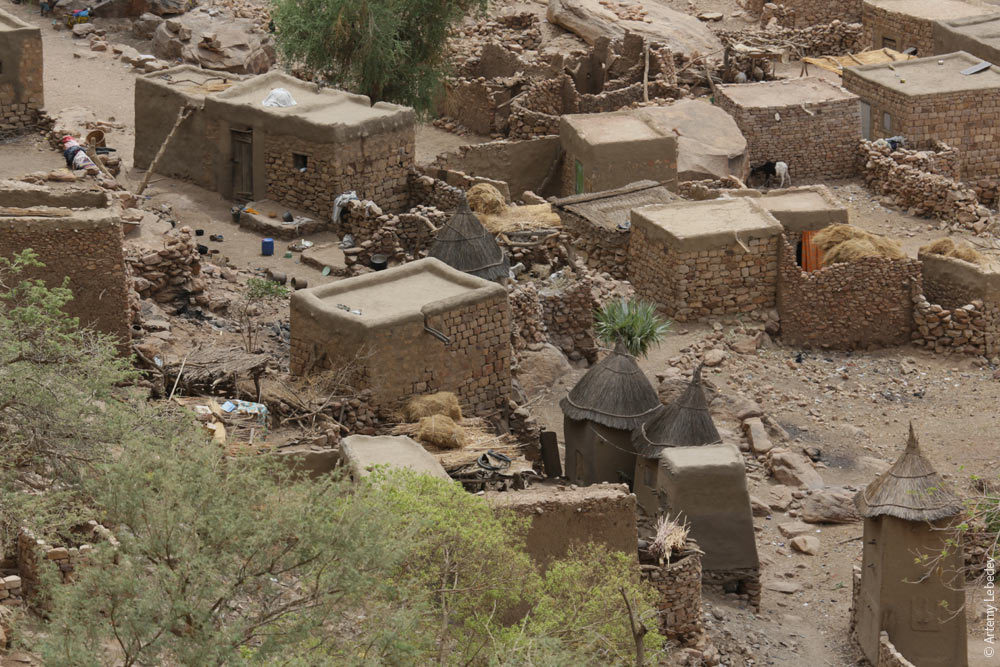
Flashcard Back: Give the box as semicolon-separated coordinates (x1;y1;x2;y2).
262;88;297;108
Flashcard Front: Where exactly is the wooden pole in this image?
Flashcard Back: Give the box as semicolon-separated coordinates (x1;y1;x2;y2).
137;105;194;195
642;43;650;103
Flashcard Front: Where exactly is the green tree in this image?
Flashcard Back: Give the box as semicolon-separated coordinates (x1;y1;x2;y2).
270;0;487;111
594;298;671;358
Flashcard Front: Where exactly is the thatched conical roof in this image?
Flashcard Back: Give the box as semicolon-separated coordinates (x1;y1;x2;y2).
559;342;661;430
632;364;721;457
428;197;509;281
854;423;963;522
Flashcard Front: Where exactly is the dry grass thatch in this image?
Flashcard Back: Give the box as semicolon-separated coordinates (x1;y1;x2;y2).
919;237;986;266
633;364;721;456
814;224;905;266
854;423;963;522
560;343;661;431
416;415;465;450
428;198;509;281
466;183;507;216
404;392;462;422
391;416;522;469
480;204;563;234
649;515;690;559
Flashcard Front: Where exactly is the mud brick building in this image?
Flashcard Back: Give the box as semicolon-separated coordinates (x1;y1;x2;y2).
0;181;130;345
135;67;415;218
861;0;991;56
843;52;1000;195
628;198;782;322
0;9;43;137
289;258;511;417
913;252;1000;356
716;78;861;183
934;14;1000;66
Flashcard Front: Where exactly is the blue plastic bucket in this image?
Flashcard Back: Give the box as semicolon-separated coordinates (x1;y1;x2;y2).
261;238;274;256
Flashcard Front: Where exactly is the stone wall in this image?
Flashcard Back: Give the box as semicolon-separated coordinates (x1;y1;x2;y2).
17;523;115;596
912;253;1000;356
843;69;1000;198
641;547;703;642
290;289;511;417
429;137;563;200
716;84;861;182
0;214;131;344
718;22;865;59
263;127;414;219
777;236;921;349
629;225;778;322
766;0;862;28
125;226;205;306
858;140;992;232
508;281;547;353
860;2;937;55
702;568;761;610
560;212;630;280
0;15;44;137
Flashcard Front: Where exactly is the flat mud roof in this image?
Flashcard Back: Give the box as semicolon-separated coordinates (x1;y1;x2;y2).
848;51;1000;95
718;77;856;107
630;198;782;252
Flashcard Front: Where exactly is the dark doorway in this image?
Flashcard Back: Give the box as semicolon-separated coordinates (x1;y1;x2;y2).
231;129;253;202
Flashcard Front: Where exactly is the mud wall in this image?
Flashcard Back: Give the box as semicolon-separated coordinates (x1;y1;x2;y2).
430;137;562;200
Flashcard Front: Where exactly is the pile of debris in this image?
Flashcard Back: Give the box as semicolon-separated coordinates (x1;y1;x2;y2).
859;140;995;234
718;20;864;61
125;226;206;304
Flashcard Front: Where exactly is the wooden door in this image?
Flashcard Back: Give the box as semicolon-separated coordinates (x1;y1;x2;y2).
801;230;824;272
231;129;253;202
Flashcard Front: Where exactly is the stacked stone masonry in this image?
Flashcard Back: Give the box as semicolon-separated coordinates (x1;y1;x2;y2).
702;568;762;611
858;140;992;231
264;129;413;220
861;2;940;56
718;22;865;59
777;236;921;349
629;226;778;323
843;67;1000;202
125;226;206;306
913;252;1000;356
17;523;115;596
716;82;861;182
641;547;703;642
560;215;630;280
0;215;131;344
766;0;862;28
877;633;917;667
0;12;44;137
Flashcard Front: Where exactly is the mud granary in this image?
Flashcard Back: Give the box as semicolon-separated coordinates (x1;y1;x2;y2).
134;66;415;218
0;8;43;137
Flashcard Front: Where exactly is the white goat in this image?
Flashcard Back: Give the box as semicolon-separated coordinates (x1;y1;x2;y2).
775;161;790;188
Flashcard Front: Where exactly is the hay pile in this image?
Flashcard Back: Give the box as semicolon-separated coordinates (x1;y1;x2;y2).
479;204;563;234
813;224;906;267
466;183;507;216
404;392;462;422
392;416;522;467
918;238;986;266
417;415;465;450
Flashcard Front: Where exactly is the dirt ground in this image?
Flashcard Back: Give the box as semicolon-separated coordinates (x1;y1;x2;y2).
7;0;999;664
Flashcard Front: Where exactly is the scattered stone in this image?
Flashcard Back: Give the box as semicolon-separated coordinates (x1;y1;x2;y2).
702;348;727;367
799;486;861;524
765;484;793;511
742;417;773;455
777;520;812;538
790;535;820;555
768;448;824;489
750;494;771;516
72;23;96;37
764;580;801;594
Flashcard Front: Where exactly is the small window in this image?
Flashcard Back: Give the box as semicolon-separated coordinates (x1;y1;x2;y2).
292;153;308;172
882;37;897;50
643;461;655;487
882;112;892;132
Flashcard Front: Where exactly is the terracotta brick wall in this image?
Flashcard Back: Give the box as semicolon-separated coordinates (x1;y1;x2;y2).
628;225;779;322
264;126;414;218
716;90;861;182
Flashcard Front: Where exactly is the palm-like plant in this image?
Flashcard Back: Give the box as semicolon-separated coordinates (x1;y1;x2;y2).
594;298;671;358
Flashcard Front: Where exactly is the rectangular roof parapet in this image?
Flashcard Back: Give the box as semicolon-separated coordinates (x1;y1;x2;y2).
758;185;849;232
865;0;991;21
846;51;1000;95
630;198;782;252
717;77;857;108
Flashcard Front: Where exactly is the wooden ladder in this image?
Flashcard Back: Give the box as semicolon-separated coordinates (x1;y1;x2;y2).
136;105;195;195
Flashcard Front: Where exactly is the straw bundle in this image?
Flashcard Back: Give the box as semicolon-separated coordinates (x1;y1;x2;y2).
391;416;521;467
854;424;963;522
416;415;465;450
466;183;507;215
480;204;563;234
814;224;905;266
919;237;986;265
404;392;462;422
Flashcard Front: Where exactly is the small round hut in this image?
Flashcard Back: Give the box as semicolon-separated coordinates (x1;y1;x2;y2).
560;342;660;487
428;197;509;282
632;365;721;512
852;424;966;667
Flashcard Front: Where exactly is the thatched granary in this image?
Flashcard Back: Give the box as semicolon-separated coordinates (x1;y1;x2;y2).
632;365;721;512
560;343;660;487
428;198;509;282
852;424;967;667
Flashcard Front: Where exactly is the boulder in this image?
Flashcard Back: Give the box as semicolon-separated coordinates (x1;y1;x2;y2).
764;580;801;594
639;100;748;181
711;392;761;422
657;366;717;405
768;448;824;489
790;535;820;555
152;12;275;74
133;12;165;37
749;494;770;517
799;486;861;524
702;348;727;367
777;520;812;538
765;484;793;511
516;343;572;400
72;22;96;37
546;0;722;57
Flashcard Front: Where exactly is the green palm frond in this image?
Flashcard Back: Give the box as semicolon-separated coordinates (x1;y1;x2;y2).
594;298;670;358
